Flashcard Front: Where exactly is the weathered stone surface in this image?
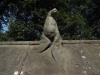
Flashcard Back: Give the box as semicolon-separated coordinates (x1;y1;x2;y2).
0;40;100;75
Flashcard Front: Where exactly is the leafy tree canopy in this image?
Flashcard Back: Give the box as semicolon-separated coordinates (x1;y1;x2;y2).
0;0;100;41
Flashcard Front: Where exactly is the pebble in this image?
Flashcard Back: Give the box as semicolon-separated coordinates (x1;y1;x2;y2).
80;50;83;53
82;71;87;74
75;65;79;68
14;71;19;75
82;56;86;59
99;53;100;56
20;71;24;75
88;67;92;69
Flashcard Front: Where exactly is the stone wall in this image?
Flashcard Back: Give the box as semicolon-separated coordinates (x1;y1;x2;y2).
0;40;100;75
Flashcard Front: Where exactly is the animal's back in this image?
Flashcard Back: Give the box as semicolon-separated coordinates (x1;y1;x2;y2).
43;16;57;35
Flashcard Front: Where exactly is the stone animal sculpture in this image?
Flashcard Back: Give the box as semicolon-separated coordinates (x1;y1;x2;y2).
34;8;62;53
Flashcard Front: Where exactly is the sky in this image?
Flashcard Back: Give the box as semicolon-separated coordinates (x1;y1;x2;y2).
2;24;8;32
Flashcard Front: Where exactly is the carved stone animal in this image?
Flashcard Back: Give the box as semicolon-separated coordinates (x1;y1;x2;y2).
43;8;62;44
34;8;62;53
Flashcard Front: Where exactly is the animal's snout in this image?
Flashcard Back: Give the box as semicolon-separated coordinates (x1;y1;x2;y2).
53;8;57;12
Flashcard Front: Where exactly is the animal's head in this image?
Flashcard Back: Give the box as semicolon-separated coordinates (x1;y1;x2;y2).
50;8;58;19
51;8;57;13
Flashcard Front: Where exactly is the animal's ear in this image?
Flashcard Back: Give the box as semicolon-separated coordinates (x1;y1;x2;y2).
50;8;57;13
53;8;57;10
52;8;57;12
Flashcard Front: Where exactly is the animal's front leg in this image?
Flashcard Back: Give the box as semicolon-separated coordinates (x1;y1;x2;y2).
39;34;51;52
52;34;62;46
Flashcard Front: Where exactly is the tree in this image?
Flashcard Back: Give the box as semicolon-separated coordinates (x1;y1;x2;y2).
7;20;41;41
0;32;8;41
0;0;100;40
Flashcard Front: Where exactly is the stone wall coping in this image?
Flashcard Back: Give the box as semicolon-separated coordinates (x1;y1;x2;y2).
0;40;100;45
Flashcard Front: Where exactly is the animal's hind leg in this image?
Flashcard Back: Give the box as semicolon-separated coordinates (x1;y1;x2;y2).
34;34;51;53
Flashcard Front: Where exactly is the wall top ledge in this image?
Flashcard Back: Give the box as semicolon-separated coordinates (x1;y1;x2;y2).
0;40;100;45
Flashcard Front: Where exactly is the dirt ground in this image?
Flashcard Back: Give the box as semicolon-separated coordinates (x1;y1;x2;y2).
0;41;100;75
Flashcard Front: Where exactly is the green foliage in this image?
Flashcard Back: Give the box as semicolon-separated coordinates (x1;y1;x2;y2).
7;20;41;41
0;32;8;41
0;0;100;40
